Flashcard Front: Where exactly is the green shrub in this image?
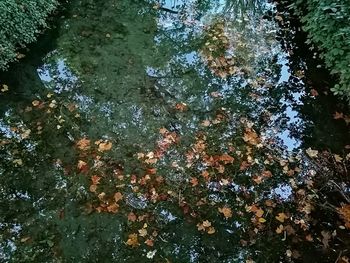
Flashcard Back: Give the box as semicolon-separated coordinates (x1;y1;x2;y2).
290;0;350;99
0;0;59;70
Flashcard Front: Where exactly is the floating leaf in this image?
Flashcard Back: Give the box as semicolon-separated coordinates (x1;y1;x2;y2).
114;192;123;202
207;227;216;234
98;141;113;152
32;100;40;106
258;218;266;223
175;102;188;112
276;224;284;234
275;213;288;223
127;212;137;222
218;207;233;218
107;203;119;213
77;138;90;151
306;148;318;158
138;228;147;237
126;233;140;247
190;177;199;187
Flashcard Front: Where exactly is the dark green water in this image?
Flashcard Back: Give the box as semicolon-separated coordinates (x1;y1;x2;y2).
0;0;349;262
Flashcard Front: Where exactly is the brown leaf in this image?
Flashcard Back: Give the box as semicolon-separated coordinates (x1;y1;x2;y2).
321;230;331;249
310;89;319;97
107;203;119;213
243;128;261;146
333;111;344;120
201;120;211;127
91;175;101;185
190;177;199;187
114;192;123;202
218;207;233;218
127;212;137;222
144;239;154;247
175;102;188;112
276;224;284;234
219;154;235;164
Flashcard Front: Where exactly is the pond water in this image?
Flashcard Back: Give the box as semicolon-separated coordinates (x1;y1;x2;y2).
0;0;350;262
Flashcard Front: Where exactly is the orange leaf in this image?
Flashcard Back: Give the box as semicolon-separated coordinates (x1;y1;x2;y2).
91;175;101;185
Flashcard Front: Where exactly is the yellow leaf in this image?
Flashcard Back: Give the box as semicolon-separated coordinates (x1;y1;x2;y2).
258;218;266;223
